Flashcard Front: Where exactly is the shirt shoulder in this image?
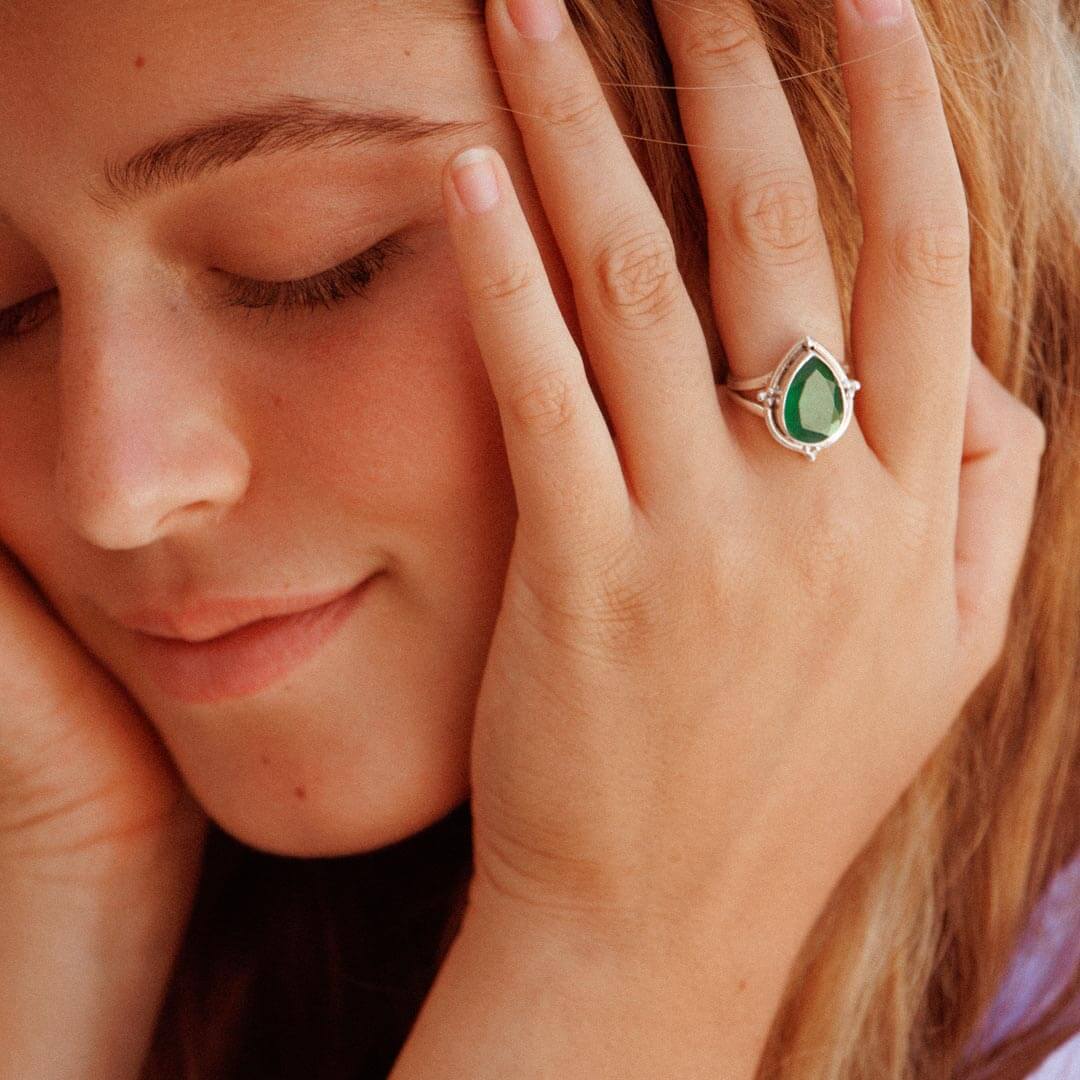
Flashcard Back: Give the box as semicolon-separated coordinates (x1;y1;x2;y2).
1024;1030;1080;1078
967;850;1080;1058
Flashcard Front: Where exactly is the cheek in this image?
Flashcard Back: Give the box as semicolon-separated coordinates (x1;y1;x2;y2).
0;380;61;571
261;237;518;546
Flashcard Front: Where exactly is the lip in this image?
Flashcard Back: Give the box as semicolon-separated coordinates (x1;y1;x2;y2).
128;576;377;705
117;582;367;642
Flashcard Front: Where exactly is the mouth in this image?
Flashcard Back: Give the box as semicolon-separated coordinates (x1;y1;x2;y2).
129;575;379;705
119;581;371;642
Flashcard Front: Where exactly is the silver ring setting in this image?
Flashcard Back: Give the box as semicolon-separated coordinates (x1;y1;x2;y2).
723;335;860;462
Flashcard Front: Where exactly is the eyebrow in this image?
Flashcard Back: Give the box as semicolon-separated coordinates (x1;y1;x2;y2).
86;94;488;214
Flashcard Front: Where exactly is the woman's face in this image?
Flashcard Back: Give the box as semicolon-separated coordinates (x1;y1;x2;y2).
0;1;622;855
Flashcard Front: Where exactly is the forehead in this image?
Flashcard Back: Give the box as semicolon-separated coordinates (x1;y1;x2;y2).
0;0;486;202
0;0;480;81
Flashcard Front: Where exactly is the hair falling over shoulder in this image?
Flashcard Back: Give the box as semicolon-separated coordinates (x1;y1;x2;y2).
141;2;1080;1077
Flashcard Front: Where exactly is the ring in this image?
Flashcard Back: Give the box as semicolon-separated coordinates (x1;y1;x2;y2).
723;335;861;462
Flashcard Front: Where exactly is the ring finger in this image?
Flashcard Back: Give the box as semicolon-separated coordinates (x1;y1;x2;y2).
653;0;867;469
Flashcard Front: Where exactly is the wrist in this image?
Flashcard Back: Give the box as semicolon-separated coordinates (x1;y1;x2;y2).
0;882;196;1080
0;819;205;1080
466;810;850;978
390;868;835;1080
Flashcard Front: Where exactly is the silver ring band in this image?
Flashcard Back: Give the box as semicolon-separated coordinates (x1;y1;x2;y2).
722;335;861;462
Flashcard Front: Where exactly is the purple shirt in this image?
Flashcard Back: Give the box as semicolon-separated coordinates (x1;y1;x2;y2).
964;851;1080;1076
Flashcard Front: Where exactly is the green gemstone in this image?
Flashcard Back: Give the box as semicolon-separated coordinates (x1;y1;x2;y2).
783;356;844;444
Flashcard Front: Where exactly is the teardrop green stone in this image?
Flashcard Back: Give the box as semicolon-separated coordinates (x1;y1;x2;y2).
783;356;844;444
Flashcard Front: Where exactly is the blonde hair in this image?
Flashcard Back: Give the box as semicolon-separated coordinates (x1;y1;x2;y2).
144;1;1080;1076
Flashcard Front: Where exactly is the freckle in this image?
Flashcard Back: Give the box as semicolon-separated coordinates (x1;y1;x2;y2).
133;55;146;68
259;753;270;765
737;979;747;992
271;393;285;408
294;785;307;800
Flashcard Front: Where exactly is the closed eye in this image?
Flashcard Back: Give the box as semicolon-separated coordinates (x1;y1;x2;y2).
0;233;415;344
0;289;58;343
213;233;415;318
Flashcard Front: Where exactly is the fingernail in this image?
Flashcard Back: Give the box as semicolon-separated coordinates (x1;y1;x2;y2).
450;147;501;216
852;0;904;25
506;0;564;42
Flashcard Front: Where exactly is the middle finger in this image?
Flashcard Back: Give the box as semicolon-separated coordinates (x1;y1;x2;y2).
487;0;742;515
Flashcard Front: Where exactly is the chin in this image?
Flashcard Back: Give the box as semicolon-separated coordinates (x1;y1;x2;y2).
209;785;473;860
179;724;474;860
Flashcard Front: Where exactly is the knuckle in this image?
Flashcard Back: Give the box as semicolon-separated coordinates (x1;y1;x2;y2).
1015;402;1049;458
591;222;685;331
587;565;678;659
959;608;1010;685
982;621;1011;673
728;169;823;275
536;84;610;149
890;213;970;295
891;489;939;567
683;10;761;70
505;365;583;438
876;74;943;112
782;492;863;618
470;258;540;309
539;537;671;656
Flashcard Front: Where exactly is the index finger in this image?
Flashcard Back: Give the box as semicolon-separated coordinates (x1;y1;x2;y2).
443;145;635;569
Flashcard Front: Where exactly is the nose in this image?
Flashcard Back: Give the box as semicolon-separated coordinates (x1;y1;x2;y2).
53;286;251;551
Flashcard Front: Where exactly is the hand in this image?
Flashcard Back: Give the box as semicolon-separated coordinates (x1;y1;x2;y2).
440;0;1046;943
0;546;207;900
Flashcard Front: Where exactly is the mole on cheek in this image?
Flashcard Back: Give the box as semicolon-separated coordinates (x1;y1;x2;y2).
294;785;307;800
133;55;146;68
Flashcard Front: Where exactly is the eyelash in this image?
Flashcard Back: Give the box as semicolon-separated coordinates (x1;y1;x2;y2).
213;234;414;318
0;234;414;344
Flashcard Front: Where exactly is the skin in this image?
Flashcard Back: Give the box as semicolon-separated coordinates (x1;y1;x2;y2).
0;0;609;857
383;1;1048;1075
0;0;1051;1074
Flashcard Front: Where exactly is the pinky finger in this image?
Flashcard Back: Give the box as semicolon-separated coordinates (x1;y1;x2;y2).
443;144;632;565
953;352;1047;684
